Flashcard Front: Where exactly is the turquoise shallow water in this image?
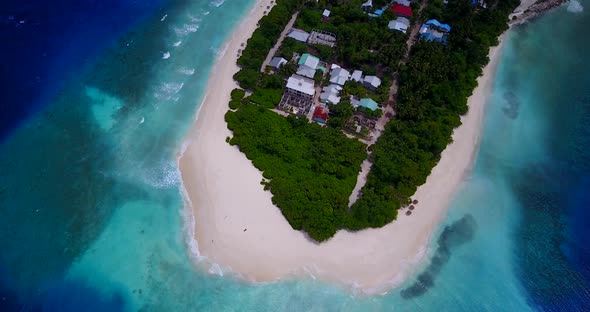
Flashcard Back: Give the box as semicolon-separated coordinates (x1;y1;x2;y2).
1;1;589;311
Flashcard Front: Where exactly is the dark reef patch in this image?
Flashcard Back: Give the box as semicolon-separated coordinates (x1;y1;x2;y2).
401;214;477;299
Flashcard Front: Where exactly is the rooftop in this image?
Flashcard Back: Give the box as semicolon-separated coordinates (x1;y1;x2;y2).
420;25;447;43
359;98;379;111
363;75;382;88
391;4;413;17
394;0;411;6
320;84;342;104
269;57;287;68
298;53;320;69
286;75;315;96
296;66;316;79
351;70;363;82
330;67;351;86
313;106;329;123
388;17;411;33
287;28;310;42
425;19;452;32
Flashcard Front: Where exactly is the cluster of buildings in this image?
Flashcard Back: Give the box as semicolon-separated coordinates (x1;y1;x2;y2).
320;65;382;105
263;9;388;137
276;52;384;124
276;53;323;115
362;0;453;43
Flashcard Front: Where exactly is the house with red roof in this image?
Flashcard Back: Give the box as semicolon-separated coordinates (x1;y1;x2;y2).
312;106;329;124
390;4;413;18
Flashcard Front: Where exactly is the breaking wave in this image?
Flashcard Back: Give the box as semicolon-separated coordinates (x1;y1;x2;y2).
211;0;225;8
173;23;199;36
177;67;195;75
154;82;184;100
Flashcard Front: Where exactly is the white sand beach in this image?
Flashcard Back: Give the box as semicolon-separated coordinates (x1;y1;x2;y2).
179;0;513;294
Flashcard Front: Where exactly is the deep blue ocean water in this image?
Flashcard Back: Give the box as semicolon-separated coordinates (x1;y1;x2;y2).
0;0;589;311
0;0;169;141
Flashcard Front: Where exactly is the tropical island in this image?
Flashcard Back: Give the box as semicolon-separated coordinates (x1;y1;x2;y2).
178;0;551;293
224;0;518;242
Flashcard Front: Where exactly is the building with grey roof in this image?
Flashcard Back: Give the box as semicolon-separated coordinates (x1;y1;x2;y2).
388;17;411;33
363;75;382;90
320;84;342;104
269;57;287;70
287;28;310;43
296;66;316;79
329;67;350;86
351;70;363;82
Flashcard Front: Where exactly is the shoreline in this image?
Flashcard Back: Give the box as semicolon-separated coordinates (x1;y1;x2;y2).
179;3;511;295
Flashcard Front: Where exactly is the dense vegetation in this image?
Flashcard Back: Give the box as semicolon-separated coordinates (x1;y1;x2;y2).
225;104;366;241
349;0;520;229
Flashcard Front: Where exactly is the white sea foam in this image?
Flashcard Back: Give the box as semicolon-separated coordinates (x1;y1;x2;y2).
140;161;181;189
211;0;225;7
161;14;168;22
202;10;210;15
177;67;195;75
567;0;584;13
162;51;171;59
214;43;230;61
139;117;145;124
173;24;200;36
154;82;184;100
208;263;224;276
173;40;182;47
187;14;202;23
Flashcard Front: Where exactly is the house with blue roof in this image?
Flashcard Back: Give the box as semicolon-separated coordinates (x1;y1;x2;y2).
359;98;379;111
425;19;451;32
420;19;452;44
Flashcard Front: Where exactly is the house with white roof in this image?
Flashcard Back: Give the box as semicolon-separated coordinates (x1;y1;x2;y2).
388;17;411;33
361;0;373;11
330;67;350;86
363;75;381;90
278;74;316;115
320;84;342;104
351;70;363;82
322;9;331;18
